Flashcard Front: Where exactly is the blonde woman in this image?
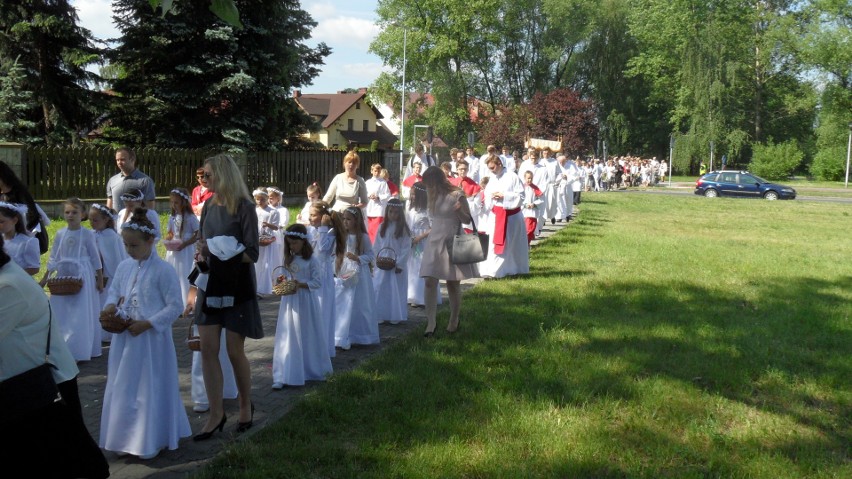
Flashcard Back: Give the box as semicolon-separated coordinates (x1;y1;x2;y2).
323;151;369;214
193;154;262;440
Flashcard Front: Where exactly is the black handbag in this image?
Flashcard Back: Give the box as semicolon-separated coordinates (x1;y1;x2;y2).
447;215;489;265
0;304;63;424
35;220;49;255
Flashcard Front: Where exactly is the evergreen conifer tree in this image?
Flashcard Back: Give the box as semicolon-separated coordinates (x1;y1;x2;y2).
107;0;330;151
0;57;40;143
0;0;102;144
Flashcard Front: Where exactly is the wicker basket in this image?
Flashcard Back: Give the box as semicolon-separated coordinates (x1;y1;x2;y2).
375;247;397;271
187;335;201;351
271;266;298;296
163;239;183;251
186;316;201;352
259;234;276;246
99;310;129;334
47;275;83;296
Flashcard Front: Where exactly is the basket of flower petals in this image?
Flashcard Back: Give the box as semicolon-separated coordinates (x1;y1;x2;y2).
375;247;397;271
271;266;298;296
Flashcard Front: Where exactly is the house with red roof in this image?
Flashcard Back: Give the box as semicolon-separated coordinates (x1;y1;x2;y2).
374;92;491;150
293;88;399;150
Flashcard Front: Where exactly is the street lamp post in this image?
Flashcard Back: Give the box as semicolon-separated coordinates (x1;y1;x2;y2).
709;140;715;172
399;28;408;184
669;134;675;187
845;122;852;188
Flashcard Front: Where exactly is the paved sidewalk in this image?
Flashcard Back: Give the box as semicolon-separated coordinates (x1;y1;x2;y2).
76;220;568;478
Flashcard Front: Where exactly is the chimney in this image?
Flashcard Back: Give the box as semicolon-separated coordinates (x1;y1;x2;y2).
293;89;301;98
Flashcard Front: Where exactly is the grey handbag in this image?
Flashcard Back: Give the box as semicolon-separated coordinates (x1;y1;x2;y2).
447;216;488;264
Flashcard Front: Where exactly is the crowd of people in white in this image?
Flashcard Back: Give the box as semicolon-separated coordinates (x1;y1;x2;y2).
1;145;671;465
400;144;669;247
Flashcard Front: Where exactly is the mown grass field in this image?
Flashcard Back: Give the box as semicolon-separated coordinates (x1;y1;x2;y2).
32;193;849;477
177;192;849;478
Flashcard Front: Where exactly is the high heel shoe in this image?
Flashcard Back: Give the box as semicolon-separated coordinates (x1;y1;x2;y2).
193;414;226;442
236;403;254;433
446;318;460;333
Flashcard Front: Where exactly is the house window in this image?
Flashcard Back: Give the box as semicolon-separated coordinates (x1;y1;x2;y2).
363;120;369;131
347;119;353;131
355;102;360;109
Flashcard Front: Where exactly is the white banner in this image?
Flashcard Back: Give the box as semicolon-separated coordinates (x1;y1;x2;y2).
524;137;562;151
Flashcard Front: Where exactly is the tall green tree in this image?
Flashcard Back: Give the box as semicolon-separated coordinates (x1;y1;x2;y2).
796;0;852;91
794;0;851;179
0;57;40;143
0;0;102;144
106;0;330;151
628;0;813;173
569;0;668;155
369;0;593;147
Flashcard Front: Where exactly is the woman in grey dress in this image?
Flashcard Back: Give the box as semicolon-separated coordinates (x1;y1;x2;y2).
194;154;262;440
419;166;478;336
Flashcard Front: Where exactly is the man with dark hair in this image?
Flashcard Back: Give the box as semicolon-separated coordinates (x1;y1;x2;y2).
404;144;436;178
106;147;156;211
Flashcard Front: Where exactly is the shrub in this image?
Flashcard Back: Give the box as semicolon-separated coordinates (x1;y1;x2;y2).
809;145;846;181
748;140;803;180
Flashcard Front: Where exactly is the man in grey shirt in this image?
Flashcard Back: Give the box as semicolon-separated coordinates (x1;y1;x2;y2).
106;147;156;211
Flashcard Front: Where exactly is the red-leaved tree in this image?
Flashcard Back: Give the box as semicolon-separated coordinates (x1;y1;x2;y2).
477;88;598;155
476;104;533;151
528;89;597;154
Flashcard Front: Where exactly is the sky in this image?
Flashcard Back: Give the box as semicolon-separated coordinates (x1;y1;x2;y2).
72;0;385;94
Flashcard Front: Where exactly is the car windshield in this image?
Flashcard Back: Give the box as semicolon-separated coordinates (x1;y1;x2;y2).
749;174;769;183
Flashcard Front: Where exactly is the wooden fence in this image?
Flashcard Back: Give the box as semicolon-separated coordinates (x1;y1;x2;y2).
21;147;395;200
243;150;384;196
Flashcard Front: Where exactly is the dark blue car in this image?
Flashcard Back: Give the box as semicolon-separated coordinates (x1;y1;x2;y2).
694;171;796;200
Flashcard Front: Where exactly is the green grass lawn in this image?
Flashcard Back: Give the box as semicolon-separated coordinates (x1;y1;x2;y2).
188;192;850;478
34;196;849;477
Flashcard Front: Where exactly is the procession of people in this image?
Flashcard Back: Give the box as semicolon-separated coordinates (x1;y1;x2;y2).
0;141;611;471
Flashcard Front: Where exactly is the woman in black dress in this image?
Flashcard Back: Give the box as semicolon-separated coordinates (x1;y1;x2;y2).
193;154;263;440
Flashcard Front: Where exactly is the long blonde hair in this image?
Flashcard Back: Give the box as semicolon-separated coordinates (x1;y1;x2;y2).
205;154;251;215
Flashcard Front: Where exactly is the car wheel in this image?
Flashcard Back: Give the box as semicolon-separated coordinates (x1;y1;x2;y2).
703;188;718;198
763;191;778;200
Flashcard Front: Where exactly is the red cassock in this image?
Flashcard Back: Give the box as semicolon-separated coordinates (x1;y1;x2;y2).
402;174;422;188
387;181;399;197
450;176;481;197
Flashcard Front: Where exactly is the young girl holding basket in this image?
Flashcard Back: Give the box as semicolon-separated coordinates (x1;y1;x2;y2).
333;207;377;349
372;198;411;324
99;208;191;459
271;224;333;388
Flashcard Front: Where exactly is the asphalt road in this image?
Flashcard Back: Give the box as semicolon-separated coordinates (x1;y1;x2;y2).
615;184;852;204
